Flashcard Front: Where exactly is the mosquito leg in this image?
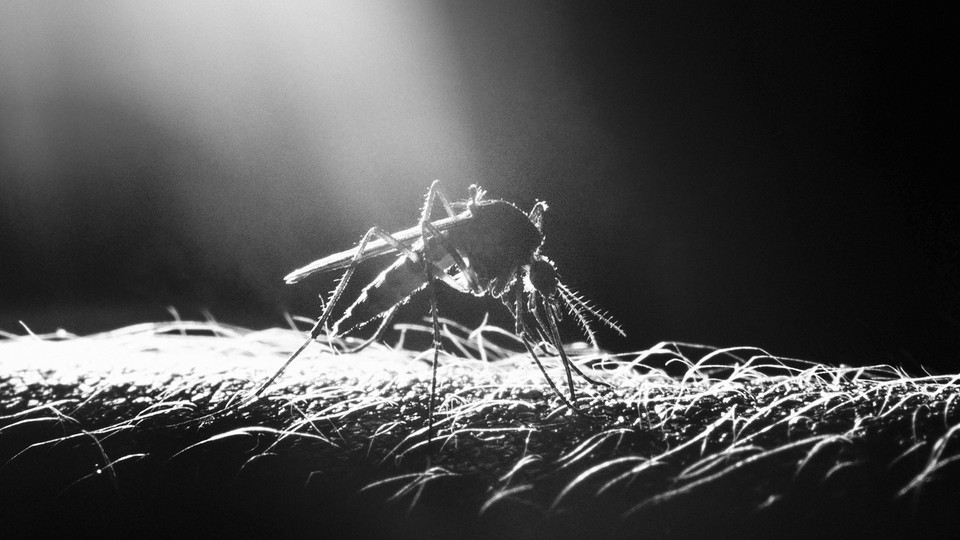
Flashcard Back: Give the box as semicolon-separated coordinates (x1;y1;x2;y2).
415;181;483;453
420;181;482;290
338;305;399;354
423;221;481;293
527;294;555;347
419;182;484;293
417;185;452;455
527;292;576;402
540;297;611;388
421;180;458;225
253;226;420;398
426;267;442;455
559;349;612;388
415;181;484;450
512;285;582;415
543;303;579;403
529;293;610;388
520;332;581;414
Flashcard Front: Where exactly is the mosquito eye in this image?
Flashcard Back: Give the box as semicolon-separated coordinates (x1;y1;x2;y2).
529;259;557;296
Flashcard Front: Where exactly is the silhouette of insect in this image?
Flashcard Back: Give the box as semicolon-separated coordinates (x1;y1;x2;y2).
255;181;623;443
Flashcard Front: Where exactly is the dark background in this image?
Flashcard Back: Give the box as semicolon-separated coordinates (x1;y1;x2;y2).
1;1;955;372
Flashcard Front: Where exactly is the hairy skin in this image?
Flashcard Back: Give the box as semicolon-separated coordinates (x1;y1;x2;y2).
2;322;960;540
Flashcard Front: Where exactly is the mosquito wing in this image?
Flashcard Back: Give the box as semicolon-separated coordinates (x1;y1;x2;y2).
283;210;473;284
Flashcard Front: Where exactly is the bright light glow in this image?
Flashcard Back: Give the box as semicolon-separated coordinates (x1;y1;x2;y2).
0;1;478;303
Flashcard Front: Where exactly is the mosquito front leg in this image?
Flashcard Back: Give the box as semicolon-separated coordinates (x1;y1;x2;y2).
254;226;421;398
510;283;581;414
416;181;486;454
419;180;482;292
529;293;611;389
543;301;579;403
525;294;576;398
420;179;458;225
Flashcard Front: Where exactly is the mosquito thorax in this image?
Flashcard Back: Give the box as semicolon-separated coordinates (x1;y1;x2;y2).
527;257;558;297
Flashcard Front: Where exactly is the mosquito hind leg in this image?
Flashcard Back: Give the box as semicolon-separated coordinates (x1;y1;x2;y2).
337;305;399;354
253;226;421;398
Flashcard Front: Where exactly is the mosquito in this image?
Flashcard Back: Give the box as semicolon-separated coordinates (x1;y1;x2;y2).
254;180;624;445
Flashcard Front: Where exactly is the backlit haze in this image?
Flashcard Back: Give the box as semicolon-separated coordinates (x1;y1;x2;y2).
1;2;955;371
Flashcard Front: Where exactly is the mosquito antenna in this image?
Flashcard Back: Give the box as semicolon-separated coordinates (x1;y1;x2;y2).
556;286;599;348
557;282;626;338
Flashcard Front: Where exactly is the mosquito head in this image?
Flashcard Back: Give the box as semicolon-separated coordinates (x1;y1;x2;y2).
527;256;558;298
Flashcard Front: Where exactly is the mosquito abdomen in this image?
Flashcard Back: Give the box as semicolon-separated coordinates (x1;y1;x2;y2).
332;256;428;335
